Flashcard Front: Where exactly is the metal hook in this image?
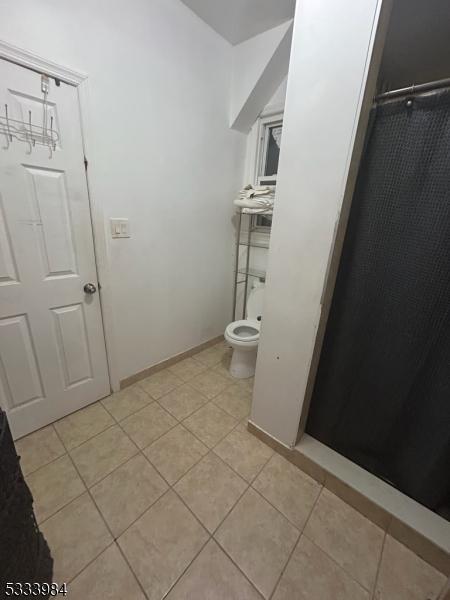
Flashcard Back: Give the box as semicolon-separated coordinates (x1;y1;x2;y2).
5;104;12;141
1;98;59;154
2;104;10;149
50;116;56;151
25;110;34;154
29;110;36;146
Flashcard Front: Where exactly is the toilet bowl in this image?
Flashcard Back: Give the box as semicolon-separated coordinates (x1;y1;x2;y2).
225;282;264;379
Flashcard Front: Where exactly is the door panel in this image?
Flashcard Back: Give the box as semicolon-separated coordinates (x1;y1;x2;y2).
0;314;44;409
0;59;110;439
0;197;19;284
51;303;93;388
24;165;78;278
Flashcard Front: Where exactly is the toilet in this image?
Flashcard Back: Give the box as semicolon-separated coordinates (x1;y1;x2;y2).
225;281;265;379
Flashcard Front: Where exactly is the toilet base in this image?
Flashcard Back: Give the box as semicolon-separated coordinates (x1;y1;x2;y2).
229;347;257;379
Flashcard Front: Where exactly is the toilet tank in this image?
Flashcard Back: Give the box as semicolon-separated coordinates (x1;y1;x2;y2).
246;282;265;319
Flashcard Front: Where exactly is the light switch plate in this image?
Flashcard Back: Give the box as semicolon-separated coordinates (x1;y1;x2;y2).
110;218;130;238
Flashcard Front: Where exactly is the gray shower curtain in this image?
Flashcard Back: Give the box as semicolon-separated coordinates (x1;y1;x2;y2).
306;88;450;514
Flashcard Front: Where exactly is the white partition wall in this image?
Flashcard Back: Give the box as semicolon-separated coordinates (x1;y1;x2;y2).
250;0;391;447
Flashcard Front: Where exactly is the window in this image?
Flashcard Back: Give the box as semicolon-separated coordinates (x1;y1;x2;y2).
255;113;283;228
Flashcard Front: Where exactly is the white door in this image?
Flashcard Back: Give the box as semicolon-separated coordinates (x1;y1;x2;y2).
0;59;110;439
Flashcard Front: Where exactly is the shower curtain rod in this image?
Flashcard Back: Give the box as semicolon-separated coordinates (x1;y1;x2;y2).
375;76;450;101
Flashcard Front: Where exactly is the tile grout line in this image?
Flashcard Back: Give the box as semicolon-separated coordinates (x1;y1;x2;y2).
105;365;236;454
23;357;442;599
301;532;375;597
211;434;272;487
21;344;230;474
21;438;67;477
114;538;151;600
57;420;118;452
267;485;323;600
50;381;285;547
32;399;242;526
23;348;259;598
129;347;246;599
183;478;268;597
370;530;387;600
136;375;265;598
97;390;237;599
36;439;297;600
52;424;150;599
100;393;154;422
299;485;387;596
155;524;212;599
68;426;141;487
211;535;266;599
154;388;211;421
248;473;307;532
190;448;305;599
132;367;260;595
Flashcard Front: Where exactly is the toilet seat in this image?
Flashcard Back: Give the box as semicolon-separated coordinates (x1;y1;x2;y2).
224;281;264;378
225;319;260;343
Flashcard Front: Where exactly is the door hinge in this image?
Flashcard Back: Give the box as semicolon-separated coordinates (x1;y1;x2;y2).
84;156;88;170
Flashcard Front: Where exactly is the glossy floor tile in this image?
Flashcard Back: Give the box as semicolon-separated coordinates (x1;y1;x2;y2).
54;402;114;450
40;493;112;583
118;490;208;600
90;454;168;536
158;383;209;421
215;487;299;598
175;453;247;532
70;425;138;487
121;402;177;449
188;369;231;400
192;343;230;368
144;424;208;485
166;539;262;599
183;402;237;448
68;544;146;600
18;348;447;599
138;369;183;400
214;423;273;482
15;425;65;476
168;357;207;382
374;535;446;600
272;536;370;600
253;453;321;529
102;384;153;422
213;383;253;419
304;487;384;591
27;454;85;523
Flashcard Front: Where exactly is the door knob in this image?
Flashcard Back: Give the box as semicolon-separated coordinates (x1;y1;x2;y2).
83;283;97;294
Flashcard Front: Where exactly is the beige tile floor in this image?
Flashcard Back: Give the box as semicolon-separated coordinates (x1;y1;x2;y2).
16;341;447;600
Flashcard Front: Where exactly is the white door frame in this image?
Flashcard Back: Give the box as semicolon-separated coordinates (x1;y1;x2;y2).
0;39;120;393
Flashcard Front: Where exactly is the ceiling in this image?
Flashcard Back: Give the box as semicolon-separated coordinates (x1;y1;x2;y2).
180;0;296;45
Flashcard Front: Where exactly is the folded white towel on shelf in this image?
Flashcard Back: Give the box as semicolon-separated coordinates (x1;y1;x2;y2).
241;207;273;215
234;184;275;213
238;184;275;199
234;198;273;209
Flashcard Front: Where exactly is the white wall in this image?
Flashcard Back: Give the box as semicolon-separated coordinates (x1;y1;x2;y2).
230;21;292;131
267;78;288;108
250;0;390;447
0;0;246;381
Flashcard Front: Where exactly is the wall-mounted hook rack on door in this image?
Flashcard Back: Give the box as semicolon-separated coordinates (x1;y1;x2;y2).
0;103;59;157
